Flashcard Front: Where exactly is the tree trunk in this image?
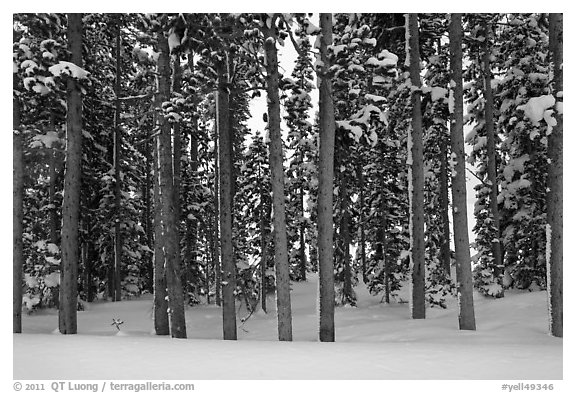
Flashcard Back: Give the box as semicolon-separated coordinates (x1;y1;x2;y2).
48;113;61;246
113;16;123;302
449;13;476;331
340;174;353;304
406;13;426;320
213;138;222;308
156;33;187;339
143;123;153;292
263;20;293;342
482;20;503;293
259;166;269;313
59;13;82;334
317;13;336;342
381;196;390;304
13;93;23;334
216;58;237;340
547;13;563;338
152;112;170;336
299;172;307;281
172;53;185;300
358;162;367;283
439;133;452;275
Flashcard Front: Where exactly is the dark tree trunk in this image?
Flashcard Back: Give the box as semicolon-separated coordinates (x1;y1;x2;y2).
482;21;503;293
216;58;237;340
213;130;222;308
157;33;186;339
317;13;336;342
59;13;83;334
13;93;23;334
406;13;426;320
381;199;390;304
143;124;153;292
358;162;367;283
547;12;563;338
298;170;307;281
113;16;123;302
259;167;269;313
172;54;185;300
340;174;353;304
263;19;293;342
439;134;452;275
449;13;476;331
48;113;61;246
152;112;169;336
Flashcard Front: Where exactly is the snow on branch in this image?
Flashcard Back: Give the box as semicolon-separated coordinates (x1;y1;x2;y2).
48;61;90;79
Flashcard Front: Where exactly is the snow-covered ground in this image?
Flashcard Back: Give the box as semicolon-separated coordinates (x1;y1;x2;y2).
13;274;562;387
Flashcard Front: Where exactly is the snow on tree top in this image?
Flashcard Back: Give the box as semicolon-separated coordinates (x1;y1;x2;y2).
49;61;90;79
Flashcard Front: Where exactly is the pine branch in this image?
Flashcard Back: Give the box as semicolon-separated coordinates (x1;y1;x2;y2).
466;167;488;187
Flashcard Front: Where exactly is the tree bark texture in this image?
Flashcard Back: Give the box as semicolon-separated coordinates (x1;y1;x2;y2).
113;16;123;302
439;135;452;275
157;33;186;338
482;21;504;290
406;13;426;320
547;12;563;338
263;20;293;342
59;13;83;334
317;13;336;342
216;58;237;340
13;94;23;334
152;111;169;336
340;174;353;304
449;13;476;330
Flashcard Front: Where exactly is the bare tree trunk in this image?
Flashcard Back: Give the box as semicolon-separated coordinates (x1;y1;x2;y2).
143;125;153;292
216;58;237;340
13;93;23;334
259;166;269;313
547;12;563;338
152;116;169;336
449;13;476;330
406;13;426;320
113;16;123;302
317;13;336;342
439;135;452;275
157;33;186;339
358;162;367;283
340;174;353;304
185;54;200;300
213;139;222;308
59;13;83;334
482;21;503;294
48;113;61;246
263;19;293;342
298;170;307;281
381;201;390;304
172;54;185;299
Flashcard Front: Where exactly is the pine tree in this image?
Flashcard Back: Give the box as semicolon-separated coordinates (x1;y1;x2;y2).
317;13;336;342
216;55;237;340
156;29;186;339
112;14;123;302
262;16;293;341
449;13;476;330
406;13;426;319
547;12;562;338
13;88;24;334
59;13;83;334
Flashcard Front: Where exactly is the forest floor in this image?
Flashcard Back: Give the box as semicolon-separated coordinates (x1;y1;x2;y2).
13;274;562;383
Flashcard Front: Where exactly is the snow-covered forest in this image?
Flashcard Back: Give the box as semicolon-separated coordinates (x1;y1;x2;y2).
13;12;563;386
